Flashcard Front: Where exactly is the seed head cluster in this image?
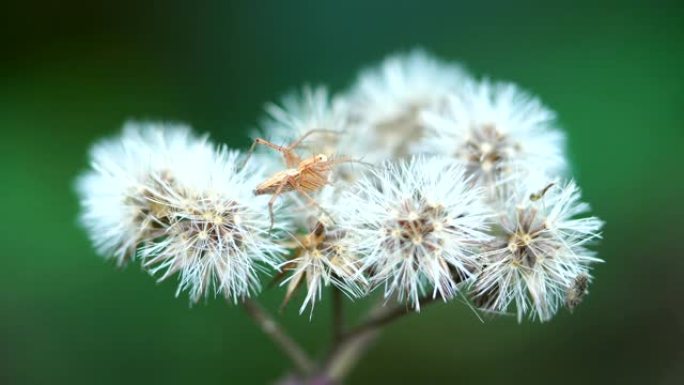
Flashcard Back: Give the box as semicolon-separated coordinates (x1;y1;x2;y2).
77;49;603;321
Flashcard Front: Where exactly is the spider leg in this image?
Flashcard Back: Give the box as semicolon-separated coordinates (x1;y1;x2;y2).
240;137;285;171
287;129;341;150
238;139;258;171
268;177;290;230
242;137;302;169
327;156;377;171
289;176;336;224
255;137;286;152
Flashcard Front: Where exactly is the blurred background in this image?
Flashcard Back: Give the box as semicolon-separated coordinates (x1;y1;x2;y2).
2;1;683;384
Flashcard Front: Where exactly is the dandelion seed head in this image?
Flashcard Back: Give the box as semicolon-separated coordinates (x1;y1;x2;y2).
258;85;348;159
140;149;289;303
75;121;214;266
345;50;469;161
420;79;566;194
472;180;604;321
338;157;491;309
282;221;366;314
77;122;288;301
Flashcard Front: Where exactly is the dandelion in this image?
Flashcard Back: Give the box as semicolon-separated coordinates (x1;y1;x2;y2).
419;79;566;194
258;86;348;159
281;220;365;314
77;122;288;302
139;149;289;303
345;50;469;161
75;122;215;266
472;180;604;321
337;157;492;309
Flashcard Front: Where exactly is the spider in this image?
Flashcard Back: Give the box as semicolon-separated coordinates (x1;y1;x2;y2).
246;129;352;228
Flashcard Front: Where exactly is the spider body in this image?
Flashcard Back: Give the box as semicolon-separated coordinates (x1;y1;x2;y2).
246;130;348;227
254;154;330;196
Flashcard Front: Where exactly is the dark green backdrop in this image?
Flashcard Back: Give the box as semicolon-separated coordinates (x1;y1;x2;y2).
2;1;683;384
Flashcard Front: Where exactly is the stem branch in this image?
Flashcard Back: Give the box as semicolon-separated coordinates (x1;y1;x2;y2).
242;299;315;374
324;295;441;381
342;295;440;341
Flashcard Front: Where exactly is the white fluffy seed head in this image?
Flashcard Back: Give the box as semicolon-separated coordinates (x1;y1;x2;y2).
337;157;492;310
344;50;470;162
75;121;215;266
472;180;604;322
139;149;289;303
77;122;289;302
258;85;348;158
281;220;366;315
419;79;567;196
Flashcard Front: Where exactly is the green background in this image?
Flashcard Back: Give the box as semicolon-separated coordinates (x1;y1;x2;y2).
2;1;683;384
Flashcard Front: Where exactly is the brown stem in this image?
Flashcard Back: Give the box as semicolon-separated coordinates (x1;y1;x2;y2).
325;324;380;382
242;299;315;374
324;295;441;382
323;303;386;382
342;295;440;342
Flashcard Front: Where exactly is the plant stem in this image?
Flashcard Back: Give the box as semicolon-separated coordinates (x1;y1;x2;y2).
324;305;385;382
342;295;440;341
324;295;441;382
242;299;315;374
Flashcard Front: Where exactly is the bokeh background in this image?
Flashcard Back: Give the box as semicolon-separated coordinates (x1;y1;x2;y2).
2;1;683;384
